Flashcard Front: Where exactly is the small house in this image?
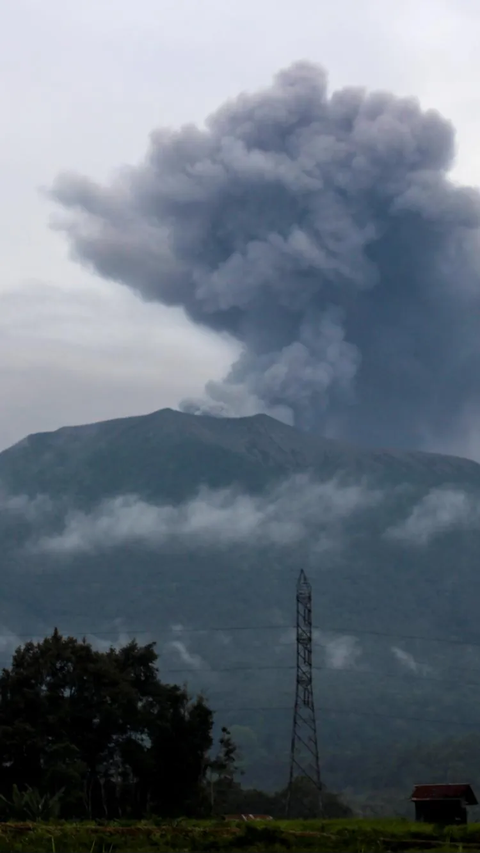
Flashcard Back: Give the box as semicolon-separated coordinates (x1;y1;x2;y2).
410;784;478;825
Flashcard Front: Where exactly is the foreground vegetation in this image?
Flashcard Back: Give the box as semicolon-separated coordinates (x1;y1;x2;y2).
0;819;480;852
0;630;352;823
3;632;480;850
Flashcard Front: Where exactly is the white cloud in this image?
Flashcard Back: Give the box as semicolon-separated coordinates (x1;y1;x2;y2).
278;628;362;670
0;488;52;520
392;646;431;675
161;624;207;671
33;475;381;556
166;640;205;671
317;633;362;670
386;488;480;546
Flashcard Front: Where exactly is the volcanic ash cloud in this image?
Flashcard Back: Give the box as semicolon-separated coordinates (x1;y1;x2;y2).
50;61;480;451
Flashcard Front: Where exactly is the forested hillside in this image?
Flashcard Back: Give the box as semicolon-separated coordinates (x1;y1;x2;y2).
1;408;480;808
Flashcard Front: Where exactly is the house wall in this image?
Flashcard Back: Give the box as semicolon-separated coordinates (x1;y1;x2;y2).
415;801;467;825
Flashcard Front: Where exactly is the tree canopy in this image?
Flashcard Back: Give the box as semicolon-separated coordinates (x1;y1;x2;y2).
0;630;213;819
0;630;352;821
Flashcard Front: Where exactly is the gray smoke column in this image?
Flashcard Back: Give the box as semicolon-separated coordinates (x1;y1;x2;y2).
49;62;480;450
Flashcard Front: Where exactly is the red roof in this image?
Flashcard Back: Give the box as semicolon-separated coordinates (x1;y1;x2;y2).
411;784;478;805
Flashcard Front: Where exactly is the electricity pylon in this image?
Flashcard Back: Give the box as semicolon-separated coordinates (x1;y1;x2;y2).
285;569;322;817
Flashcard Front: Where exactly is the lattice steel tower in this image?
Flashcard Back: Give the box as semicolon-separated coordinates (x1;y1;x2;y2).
285;569;322;817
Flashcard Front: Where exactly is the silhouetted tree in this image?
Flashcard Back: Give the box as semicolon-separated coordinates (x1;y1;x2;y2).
0;630;214;818
208;726;240;813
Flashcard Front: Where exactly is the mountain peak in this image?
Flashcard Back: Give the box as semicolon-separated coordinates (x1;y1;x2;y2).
1;408;480;505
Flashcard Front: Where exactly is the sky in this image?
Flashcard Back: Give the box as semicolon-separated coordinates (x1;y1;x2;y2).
2;0;480;454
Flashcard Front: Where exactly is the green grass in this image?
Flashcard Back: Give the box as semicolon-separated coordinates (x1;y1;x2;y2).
0;818;480;851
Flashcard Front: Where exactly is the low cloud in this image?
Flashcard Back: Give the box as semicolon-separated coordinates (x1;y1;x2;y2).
278;628;361;670
0;488;52;521
33;474;381;556
166;641;205;671
392;646;431;675
162;625;206;672
316;632;362;670
385;488;480;546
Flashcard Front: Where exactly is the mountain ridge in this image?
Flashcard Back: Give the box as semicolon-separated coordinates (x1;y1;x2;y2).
2;408;480;504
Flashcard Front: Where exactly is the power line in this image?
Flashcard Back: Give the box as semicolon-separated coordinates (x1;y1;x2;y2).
0;624;293;640
5;621;480;649
4;626;480;687
158;661;480;693
213;703;480;729
1;629;480;729
5;634;480;688
313;625;480;649
5;623;480;691
161;664;296;674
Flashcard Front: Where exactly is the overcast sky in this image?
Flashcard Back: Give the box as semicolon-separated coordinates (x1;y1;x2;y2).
1;0;480;452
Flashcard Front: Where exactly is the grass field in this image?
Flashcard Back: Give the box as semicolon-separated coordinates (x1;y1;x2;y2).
1;818;480;851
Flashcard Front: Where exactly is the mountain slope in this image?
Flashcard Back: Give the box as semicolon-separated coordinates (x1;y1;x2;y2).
2;408;479;503
2;409;480;804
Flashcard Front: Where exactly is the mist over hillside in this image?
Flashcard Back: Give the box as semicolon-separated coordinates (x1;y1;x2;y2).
2;408;480;807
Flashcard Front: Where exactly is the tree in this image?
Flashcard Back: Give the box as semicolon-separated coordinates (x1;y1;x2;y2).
0;630;214;818
207;726;240;814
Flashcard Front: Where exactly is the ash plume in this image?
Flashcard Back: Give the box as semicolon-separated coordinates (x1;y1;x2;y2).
50;61;480;451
